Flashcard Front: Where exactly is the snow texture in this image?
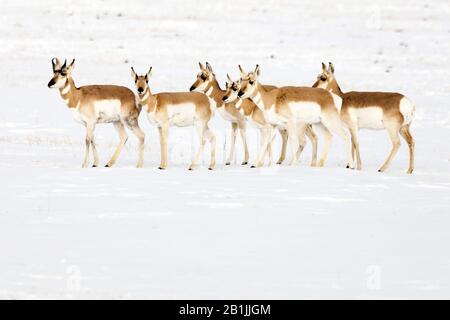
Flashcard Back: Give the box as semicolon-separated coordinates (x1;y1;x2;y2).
0;0;449;299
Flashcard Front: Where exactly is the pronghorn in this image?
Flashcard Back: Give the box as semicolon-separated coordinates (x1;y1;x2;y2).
222;67;318;167
238;65;354;168
47;58;145;168
313;62;415;173
189;62;296;167
132;67;216;170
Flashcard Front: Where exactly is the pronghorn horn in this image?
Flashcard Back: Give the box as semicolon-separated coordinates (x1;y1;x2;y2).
328;62;334;74
254;64;260;76
206;62;213;72
198;62;205;70
322;62;327;73
131;66;137;80
227;73;233;83
52;58;57;71
238;65;246;75
61;59;67;70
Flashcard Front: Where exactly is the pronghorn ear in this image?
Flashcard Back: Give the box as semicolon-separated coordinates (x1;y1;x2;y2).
328;62;334;74
146;67;152;81
238;65;246;76
198;62;205;70
254;64;260;77
322;62;327;73
67;59;75;73
205;62;213;73
131;67;137;81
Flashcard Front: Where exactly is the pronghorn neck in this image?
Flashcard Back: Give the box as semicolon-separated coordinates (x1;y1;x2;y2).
139;87;156;112
59;77;80;109
328;78;344;97
249;82;268;110
205;78;225;106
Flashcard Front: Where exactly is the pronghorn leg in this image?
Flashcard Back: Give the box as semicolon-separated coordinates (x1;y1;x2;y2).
259;125;274;166
378;123;401;172
82;123;95;168
189;122;207;170
295;123;308;163
252;125;273;168
90;129;100;168
348;125;362;170
321;117;354;169
128;123;145;168
205;126;216;170
400;124;415;174
305;125;318;167
226;122;238;165
238;122;249;165
105;122;128;168
287;121;300;166
314;123;332;167
157;125;169;169
276;129;288;165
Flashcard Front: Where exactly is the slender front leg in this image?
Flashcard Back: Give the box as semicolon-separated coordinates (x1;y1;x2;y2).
105;122;128;168
158;125;169;169
238;122;249;165
286;121;299;166
82;123;95;168
252;124;273;168
205;126;216;170
295;123;308;163
276;129;288;165
189;122;207;170
305;125;318;167
226;122;238;165
348;125;362;170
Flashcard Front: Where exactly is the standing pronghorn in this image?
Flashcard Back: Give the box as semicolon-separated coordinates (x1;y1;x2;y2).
238;65;354;168
47;58;145;168
313;62;415;174
132;67;216;170
222;69;318;167
189;62;299;167
189;62;251;166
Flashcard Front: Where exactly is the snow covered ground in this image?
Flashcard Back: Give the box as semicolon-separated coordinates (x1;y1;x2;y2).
0;0;449;299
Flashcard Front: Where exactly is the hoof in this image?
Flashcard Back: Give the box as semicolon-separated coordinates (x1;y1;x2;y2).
158;167;165;170
241;161;248;165
188;168;193;171
104;164;110;168
250;165;256;168
92;165;97;168
378;169;383;172
225;162;231;166
208;167;213;171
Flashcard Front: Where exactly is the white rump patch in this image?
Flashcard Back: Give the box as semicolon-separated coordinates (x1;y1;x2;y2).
399;97;415;125
167;103;196;127
94;99;122;123
288;102;322;123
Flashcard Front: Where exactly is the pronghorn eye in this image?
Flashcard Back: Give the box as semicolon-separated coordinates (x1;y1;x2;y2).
60;72;67;77
249;80;255;85
200;74;207;80
320;76;327;81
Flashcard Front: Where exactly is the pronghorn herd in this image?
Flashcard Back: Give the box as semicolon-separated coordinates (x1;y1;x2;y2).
48;58;416;174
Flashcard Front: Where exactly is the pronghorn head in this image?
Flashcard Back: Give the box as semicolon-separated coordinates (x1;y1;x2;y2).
222;74;241;103
48;58;75;88
131;66;152;97
312;62;335;90
237;64;260;99
189;62;215;92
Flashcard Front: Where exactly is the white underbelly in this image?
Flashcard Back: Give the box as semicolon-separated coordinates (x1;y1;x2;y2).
72;104;86;124
146;111;160;126
167;103;196;127
94;99;122;123
288;102;322;123
264;106;288;127
353;107;385;129
218;107;237;122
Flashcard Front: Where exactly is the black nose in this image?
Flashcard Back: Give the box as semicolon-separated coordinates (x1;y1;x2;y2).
138;88;144;93
47;79;55;88
238;91;244;97
189;85;195;92
222;96;228;101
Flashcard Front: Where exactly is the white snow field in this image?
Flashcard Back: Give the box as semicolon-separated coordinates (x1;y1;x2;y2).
0;0;450;299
